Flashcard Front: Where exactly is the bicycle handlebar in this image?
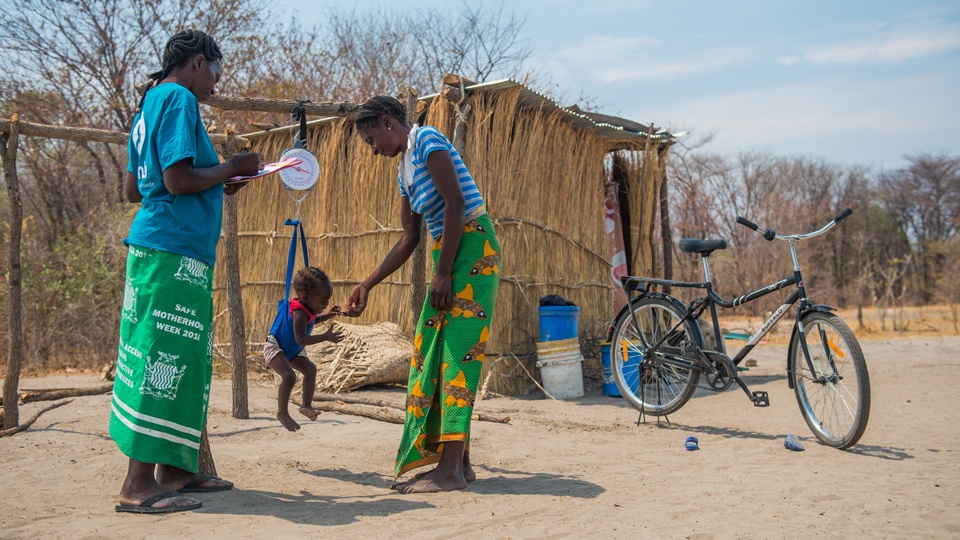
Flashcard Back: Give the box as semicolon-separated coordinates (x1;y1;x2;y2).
735;216;758;231
833;208;853;224
737;208;854;242
736;216;775;241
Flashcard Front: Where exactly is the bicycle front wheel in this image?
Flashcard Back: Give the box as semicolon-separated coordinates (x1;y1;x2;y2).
788;312;870;449
610;296;702;416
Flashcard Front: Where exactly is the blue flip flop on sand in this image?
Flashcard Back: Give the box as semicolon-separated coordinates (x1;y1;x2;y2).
784;434;805;451
685;436;699;451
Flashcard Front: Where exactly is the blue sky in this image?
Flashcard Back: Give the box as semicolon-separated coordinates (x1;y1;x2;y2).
277;0;959;170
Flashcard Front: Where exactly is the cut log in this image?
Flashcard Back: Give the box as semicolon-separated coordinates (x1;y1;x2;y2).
313;392;403;409
0;399;73;437
312;401;405;424
307;395;511;424
0;383;113;406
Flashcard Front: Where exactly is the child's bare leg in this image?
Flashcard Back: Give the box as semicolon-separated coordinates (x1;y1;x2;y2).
268;355;301;431
291;356;320;421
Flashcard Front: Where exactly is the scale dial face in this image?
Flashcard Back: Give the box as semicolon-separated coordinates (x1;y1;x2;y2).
278;147;320;191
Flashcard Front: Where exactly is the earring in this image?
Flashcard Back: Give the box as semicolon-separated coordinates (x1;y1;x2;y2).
387;125;391;131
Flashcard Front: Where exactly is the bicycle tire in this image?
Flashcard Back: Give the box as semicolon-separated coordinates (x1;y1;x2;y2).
788;312;870;449
610;295;702;416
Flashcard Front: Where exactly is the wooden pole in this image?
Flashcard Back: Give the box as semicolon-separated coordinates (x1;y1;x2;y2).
197;425;217;476
218;130;250;420
0;118;245;146
2;114;23;429
442;74;475;156
206;95;361;117
657;145;673;285
405;87;428;327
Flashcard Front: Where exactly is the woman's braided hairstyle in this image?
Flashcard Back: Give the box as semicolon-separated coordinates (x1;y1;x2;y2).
137;29;222;111
293;266;332;299
355;95;408;129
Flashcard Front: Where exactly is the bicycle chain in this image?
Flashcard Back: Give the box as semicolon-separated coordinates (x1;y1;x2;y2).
680;340;735;392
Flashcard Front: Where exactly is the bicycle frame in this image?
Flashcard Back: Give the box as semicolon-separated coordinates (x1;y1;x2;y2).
620;210;853;394
610;209;869;447
624;272;801;366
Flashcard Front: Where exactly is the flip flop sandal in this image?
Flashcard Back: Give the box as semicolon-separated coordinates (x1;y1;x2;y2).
685;436;699;451
784;434;805;451
115;491;202;514
179;473;234;493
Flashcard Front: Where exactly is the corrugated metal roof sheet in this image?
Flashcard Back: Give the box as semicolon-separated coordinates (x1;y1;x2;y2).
242;78;681;143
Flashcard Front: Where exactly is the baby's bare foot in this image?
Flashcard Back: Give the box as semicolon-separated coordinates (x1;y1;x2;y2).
299;406;321;421
277;411;301;432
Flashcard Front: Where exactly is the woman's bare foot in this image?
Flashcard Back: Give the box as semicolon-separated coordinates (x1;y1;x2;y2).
298;406;321;421
397;470;467;494
277;411;301;431
412;453;476;482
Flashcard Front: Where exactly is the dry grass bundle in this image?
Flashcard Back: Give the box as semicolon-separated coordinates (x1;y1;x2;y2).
305;321;412;393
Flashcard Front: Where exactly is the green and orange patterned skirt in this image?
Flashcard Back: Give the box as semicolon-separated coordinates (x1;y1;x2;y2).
396;213;502;479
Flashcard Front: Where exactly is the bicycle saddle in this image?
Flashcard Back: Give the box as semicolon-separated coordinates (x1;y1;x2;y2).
679;238;727;256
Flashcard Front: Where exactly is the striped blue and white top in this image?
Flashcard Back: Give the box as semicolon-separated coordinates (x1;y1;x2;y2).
398;126;484;239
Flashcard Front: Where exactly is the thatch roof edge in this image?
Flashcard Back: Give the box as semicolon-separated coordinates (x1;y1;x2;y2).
240;79;682;144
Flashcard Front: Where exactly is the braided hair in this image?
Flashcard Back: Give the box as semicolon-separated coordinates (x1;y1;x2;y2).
355;95;408;129
137;29;222;111
293;266;332;299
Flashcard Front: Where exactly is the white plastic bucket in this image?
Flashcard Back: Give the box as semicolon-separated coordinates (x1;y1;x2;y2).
535;338;585;399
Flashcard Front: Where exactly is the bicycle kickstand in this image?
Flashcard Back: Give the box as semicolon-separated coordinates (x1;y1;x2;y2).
637;410;670;427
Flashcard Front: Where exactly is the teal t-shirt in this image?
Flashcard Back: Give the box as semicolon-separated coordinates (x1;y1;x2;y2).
125;83;223;266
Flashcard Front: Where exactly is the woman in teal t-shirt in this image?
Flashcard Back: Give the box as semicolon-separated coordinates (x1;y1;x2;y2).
110;30;262;515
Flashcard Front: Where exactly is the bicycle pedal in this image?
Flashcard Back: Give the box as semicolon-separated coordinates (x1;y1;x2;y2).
751;391;770;407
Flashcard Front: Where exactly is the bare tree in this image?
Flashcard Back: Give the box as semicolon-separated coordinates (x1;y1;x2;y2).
879;154;960;302
411;1;532;91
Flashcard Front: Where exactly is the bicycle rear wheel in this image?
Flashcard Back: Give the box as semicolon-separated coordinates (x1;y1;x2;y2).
610;296;702;416
788;312;870;449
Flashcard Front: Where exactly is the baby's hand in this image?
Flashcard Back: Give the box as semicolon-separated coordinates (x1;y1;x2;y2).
319;306;342;322
320;324;344;344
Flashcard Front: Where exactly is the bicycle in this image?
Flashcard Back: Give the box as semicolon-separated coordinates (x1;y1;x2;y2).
609;209;870;449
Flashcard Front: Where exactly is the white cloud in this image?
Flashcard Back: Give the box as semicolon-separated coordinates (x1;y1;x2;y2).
633;72;960;165
553;35;753;83
779;21;960;65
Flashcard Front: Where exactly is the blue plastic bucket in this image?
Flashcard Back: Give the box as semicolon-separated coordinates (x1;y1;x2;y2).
619;340;641;395
600;342;620;396
538;305;580;342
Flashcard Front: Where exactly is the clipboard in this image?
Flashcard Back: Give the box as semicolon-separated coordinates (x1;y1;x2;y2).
226;157;303;184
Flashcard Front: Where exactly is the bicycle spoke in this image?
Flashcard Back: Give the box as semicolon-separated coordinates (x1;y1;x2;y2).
611;297;700;416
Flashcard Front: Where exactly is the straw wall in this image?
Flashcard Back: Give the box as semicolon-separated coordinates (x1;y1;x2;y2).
216;87;665;394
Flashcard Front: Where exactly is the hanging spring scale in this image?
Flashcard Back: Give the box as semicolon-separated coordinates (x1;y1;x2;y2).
278;101;321;218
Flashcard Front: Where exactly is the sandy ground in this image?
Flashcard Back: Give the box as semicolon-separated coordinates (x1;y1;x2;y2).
1;335;958;539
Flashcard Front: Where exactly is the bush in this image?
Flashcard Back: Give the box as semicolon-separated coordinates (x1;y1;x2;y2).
2;204;132;372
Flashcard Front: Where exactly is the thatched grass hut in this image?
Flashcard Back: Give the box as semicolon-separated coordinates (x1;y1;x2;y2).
214;79;675;394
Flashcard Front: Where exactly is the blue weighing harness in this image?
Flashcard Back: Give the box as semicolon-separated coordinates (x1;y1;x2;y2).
268;218;315;361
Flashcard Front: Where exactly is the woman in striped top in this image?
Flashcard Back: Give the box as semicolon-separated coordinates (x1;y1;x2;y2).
347;96;502;494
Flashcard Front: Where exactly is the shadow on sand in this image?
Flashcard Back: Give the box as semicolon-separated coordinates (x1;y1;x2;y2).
196;485;434;525
469;465;605;498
